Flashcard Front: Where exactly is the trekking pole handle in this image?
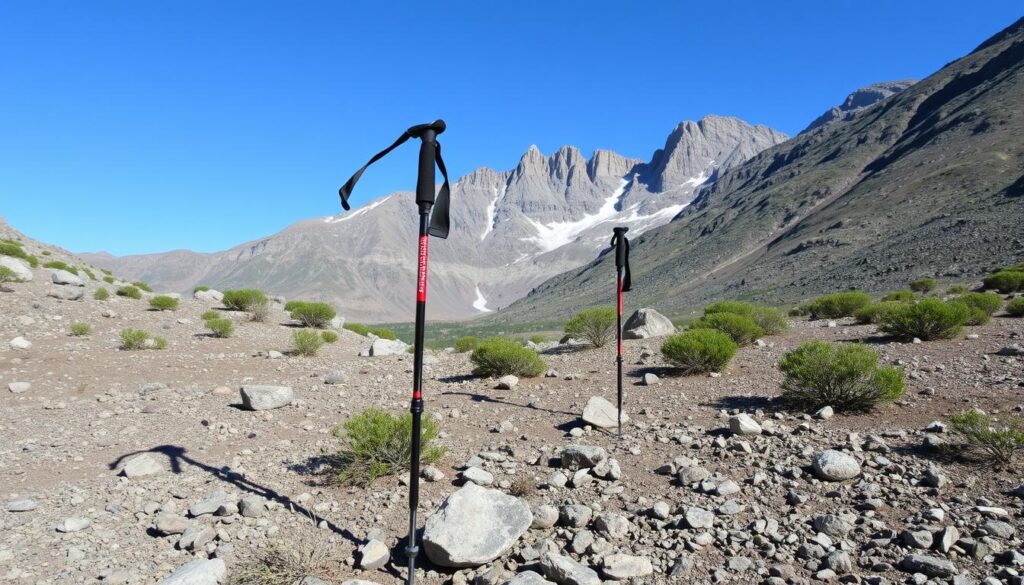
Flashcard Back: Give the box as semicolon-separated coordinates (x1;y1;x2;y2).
613;227;629;269
415;132;438;210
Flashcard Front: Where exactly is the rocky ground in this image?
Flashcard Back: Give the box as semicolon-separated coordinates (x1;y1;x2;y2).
2;245;1024;585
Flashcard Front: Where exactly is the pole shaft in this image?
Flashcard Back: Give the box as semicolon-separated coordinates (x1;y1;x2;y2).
616;269;623;438
406;203;430;585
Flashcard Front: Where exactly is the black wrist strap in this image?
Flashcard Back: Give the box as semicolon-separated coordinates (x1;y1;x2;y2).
610;232;632;292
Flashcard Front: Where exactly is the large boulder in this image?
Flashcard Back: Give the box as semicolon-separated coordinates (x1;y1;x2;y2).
48;286;84;301
581;396;628;429
0;257;33;282
622;308;674;339
194;289;224;302
51;269;84;287
361;338;410;357
157;558;227;585
240;385;293;411
423;483;532;568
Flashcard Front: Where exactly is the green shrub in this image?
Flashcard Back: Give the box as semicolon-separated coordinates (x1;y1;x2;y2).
149;295;179;311
946;285;969;295
529;334;547;345
806;291;872;319
119;329;165;350
283;300;302;312
102;275;115;284
661;329;737;375
321;331;339;343
289;301;337;328
201;310;220;321
956;291;1003;317
222;289;268;311
470;337;545;377
94;287;110;300
751;306;788;335
100;268;112;275
70;322;92;336
43;260;77;275
910;277;936;294
82;268;96;281
1007;297;1024;317
564;307;617;348
206;318;234;338
132;280;152;292
0;242;30;261
704;300;756;318
368;327;397;340
153;336;168;350
881;290;915;302
116;285;142;299
331;407;445;486
854;301;908;325
40;250;50;256
292;329;324;356
789;305;810;317
779;341;904;412
0;265;21;286
454;336;479;353
1003;262;1024;272
879;298;969;341
983;271;1024;294
193;285;210;292
947;410;1024;465
689;312;764;346
344;322;370;336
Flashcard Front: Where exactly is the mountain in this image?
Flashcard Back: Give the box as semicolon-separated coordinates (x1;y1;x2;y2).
801;80;917;133
81;116;787;322
489;17;1024;324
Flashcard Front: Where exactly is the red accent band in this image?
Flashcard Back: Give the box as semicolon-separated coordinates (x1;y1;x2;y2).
417;235;429;302
413;390;422;399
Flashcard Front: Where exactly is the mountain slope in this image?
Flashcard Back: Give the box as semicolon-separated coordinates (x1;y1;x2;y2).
82;116;787;322
800;80;917;134
491;17;1024;324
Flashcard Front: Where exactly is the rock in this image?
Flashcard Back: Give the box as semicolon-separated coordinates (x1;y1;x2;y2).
684;507;714;529
239;497;265;518
340;581;382;585
602;554;653;580
540;552;601;585
813;514;853;538
324;370;348;384
9;336;31;350
814;406;834;419
0;257;33;282
329;315;346;330
728;413;762;435
48;285;84;300
811;450;861;481
422;483;532;568
240;385;293;410
559;504;593;528
50;269;84;286
581;396;627;429
560;445;607;471
901;529;933;549
496;375;519;389
363;338;410;356
358;539;390;570
193;289;225;302
6;498;38;512
120;453;164;478
677;466;710;484
153;513;188;535
189;489;231;517
178;524;215;550
461;466;494;486
531;505;558;529
900;554;958;578
995;344;1023;356
505;571;555;585
652;501;670;520
8;382;31;393
622;308;674;339
937;526;960;553
157;558;227;585
57;517;91;533
593;513;629;539
642;373;660;385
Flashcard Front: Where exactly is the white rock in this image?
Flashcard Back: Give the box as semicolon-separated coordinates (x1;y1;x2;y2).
582;396;628;429
814;406;835;419
0;257;33;282
422;483;532;568
157;558;227;585
120;453;164;478
193;289;224;302
6;498;38;512
622;308;675;339
240;385;293;410
812;450;861;481
9;336;32;350
363;338;410;356
540;552;601;585
50;269;84;287
602;554;653;580
358;539;389;570
8;382;31;393
461;466;494;486
728;413;762;435
48;286;85;301
496;375;519;389
57;517;91;533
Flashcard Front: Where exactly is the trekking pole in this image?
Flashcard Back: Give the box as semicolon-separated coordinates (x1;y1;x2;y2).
337;120;450;585
610;227;631;439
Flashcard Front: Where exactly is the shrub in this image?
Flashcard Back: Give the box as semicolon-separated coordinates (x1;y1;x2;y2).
788;305;810;317
116;285;142;299
201;310;219;321
43;260;77;275
94;287;110;300
70;322;92;336
26;255;39;268
82;268;96;281
947;410;1024;465
946;285;969;295
344;322;370;336
689;312;764;346
119;329;165;350
205;318;233;338
321;331;339;343
331;407;445;486
193;285;210;292
881;290;915;302
40;250;50;256
1007;297;1024;317
283;300;302;312
0;242;30;262
564;307;617;348
149;295;179;311
910;277;936;294
289;301;337;328
102;275;115;284
854;301;908;325
228;527;338;585
368;327;397;340
704;300;756;318
470;337;545;377
454;336;479;353
879;298;969;341
132;280;152;292
0;265;21;287
661;329;737;375
779;341;904;412
222;289;268;311
248;298;270;323
1005;262;1024;272
529;334;547;345
752;306;788;335
956;291;1003;317
292;329;324;356
100;268;112;275
806;291;872;319
983;271;1024;294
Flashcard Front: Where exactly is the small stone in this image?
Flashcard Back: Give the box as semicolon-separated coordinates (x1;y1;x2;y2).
496;375;519;389
651;501;670;520
900;554;958;578
814;406;834;419
9;336;31;350
642;373;660;385
239;385;293;410
422;465;445;482
358;539;390;570
120;453;164;478
7;382;31;393
239;497;265;518
602;554;653;580
57;517;91;533
156;558;226;585
729;413;761;435
581;396;627;429
560;445;607;471
324;371;348;384
153;514;189;536
684;507;714;529
531;505;558;529
540;552;601;585
6;498;38;512
812;450;861;481
559;504;593;528
462;466;494;486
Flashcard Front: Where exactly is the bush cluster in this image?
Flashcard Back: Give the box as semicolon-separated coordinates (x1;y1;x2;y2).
470;337;545;377
704;301;787;335
689;312;763;346
321;331;339;343
661;329;737;375
70;322;92;336
947;410;1024;465
879;298;969;341
881;290;915;302
909;277;936;294
102;275;115;284
0;265;21;287
779;341;904;412
805;291;872;319
222;289;268;311
953;291;1003;325
206;318;234;338
0;242;39;267
193;285;210;292
43;260;77;275
983;267;1024;294
454;336;479;353
854;301;907;325
119;329;166;350
289;301;337;328
292;329;324;356
94;287;110;300
1007;297;1024;317
132;280;153;292
116;285;142;299
149;295;179;311
946;285;969;295
564;307;617;348
343;322;397;340
331;408;445;486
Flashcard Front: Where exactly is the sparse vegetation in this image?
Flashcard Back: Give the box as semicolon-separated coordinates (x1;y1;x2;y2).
689;312;764;346
854;301;907;325
0;242;37;267
879;298;969;341
193;285;210;292
0;265;21;290
1007;297;1024;317
983;270;1024;293
82;268;96;281
148;295;179;311
228;527;341;585
116;285;142;299
292;329;324;356
909;277;936;294
470;337;545;377
206;318;235;338
946;284;969;295
119;329;166;350
321;331;338;343
454;336;479;353
70;322;92;336
946;410;1024;465
201;310;220;321
222;289;268;311
529;334;547;345
953;291;1002;325
805;291;872;319
369;326;396;340
132;280;152;292
563;307;617;348
779;341;904;412
661;329;737;375
704;301;788;335
289;301;337;328
881;290;915;302
102;275;115;284
248;297;270;322
343;322;370;336
43;260;77;275
330;407;445;487
94;287;110;300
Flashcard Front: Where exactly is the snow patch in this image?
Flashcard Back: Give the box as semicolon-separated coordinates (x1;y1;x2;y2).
472;286;492;312
324;196;391;223
521;178;629;253
481;184;506;240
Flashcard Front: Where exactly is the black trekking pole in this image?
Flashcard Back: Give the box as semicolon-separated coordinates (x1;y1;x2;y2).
337;120;450;585
610;227;631;439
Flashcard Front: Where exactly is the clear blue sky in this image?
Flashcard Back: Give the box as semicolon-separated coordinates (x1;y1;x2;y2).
1;1;1020;255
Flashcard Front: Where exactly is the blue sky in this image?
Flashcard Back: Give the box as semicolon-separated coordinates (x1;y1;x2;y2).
1;2;1020;255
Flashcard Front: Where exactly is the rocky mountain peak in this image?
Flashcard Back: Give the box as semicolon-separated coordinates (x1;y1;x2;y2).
801;80;917;134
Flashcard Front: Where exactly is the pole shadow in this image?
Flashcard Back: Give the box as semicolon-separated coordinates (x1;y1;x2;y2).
439;390;576;417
